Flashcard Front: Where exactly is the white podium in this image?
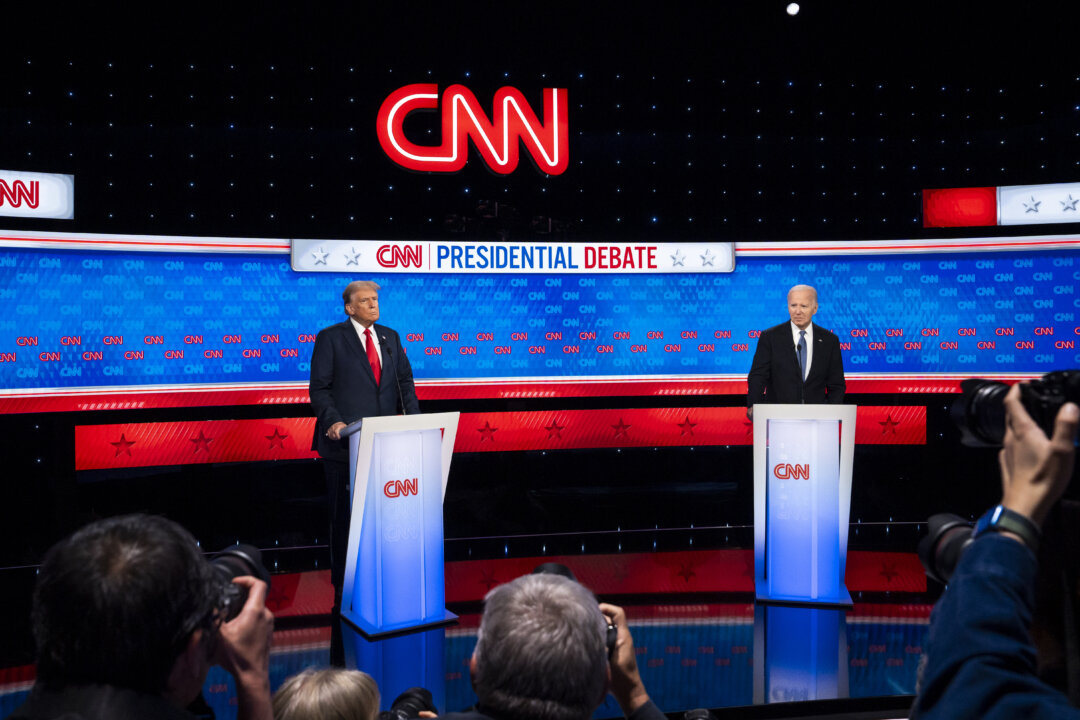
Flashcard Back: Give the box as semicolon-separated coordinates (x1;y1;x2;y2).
753;404;856;606
340;412;460;637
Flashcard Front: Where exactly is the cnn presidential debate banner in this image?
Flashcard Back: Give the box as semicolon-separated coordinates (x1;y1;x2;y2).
1;231;1079;414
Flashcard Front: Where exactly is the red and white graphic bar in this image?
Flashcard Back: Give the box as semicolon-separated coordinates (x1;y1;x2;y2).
924;181;1080;228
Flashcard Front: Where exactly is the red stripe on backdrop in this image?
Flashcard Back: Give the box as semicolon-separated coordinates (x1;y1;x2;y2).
74;406;925;470
0;375;1019;414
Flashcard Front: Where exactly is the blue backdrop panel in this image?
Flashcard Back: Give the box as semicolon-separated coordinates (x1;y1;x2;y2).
1;247;1078;393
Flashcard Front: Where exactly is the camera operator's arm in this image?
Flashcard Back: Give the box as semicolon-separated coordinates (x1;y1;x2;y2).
999;385;1079;527
217;576;275;720
599;603;664;720
913;387;1080;720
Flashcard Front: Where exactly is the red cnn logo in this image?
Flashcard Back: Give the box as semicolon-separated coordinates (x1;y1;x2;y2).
376;84;569;175
0;180;39;209
377;244;424;268
383;478;419;498
773;463;810;480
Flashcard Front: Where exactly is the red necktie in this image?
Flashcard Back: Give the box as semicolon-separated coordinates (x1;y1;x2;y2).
364;328;381;385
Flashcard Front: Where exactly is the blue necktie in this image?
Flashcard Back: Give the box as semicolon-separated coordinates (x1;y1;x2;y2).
797;330;807;381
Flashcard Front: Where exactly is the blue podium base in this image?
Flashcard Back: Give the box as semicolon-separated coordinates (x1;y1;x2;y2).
755;580;853;608
340;608;459;640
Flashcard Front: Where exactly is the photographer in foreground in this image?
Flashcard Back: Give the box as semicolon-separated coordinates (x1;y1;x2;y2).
913;384;1080;719
439;572;662;720
9;514;274;720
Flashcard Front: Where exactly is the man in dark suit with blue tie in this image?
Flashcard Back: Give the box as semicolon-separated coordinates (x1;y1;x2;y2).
746;284;845;418
309;280;420;598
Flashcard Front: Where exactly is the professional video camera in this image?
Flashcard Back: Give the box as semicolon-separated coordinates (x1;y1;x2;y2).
209;544;272;622
950;370;1080;447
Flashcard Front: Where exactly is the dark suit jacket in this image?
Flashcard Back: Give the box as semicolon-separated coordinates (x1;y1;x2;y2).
747;322;845;406
308;320;420;461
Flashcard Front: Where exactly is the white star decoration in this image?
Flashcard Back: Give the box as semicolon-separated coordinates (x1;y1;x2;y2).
670;249;686;267
1023;196;1041;213
344;247;362;265
311;248;330;265
1062;195;1079;212
700;248;715;267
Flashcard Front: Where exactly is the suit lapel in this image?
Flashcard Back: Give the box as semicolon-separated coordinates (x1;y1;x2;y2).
374;324;392;384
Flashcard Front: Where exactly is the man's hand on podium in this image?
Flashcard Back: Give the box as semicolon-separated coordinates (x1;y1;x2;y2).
326;422;347;441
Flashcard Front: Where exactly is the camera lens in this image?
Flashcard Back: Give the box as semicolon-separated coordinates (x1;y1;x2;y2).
918;514;974;585
951;379;1010;447
210;544;271;622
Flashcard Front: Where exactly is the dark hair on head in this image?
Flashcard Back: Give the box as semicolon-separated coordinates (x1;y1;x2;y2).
31;514;218;694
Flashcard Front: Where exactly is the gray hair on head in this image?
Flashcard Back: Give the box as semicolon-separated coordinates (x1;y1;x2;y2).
787;284;818;303
342;280;381;305
473;573;608;720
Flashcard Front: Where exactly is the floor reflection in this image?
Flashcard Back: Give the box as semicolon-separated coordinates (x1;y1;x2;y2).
206;601;926;720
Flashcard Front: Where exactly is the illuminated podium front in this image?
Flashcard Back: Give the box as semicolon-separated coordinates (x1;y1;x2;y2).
753;404;856;606
340;412;460;637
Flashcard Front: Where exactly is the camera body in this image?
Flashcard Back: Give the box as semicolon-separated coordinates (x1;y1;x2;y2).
952;370;1080;447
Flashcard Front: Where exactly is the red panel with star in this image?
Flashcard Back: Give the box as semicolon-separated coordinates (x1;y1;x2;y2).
75;405;925;469
75;417;319;470
455;405;925;452
443;549;926;603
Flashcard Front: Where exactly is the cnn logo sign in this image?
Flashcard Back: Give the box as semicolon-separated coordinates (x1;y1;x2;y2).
384;478;419;498
377;84;568;175
772;463;810;480
377;244;423;268
0;170;74;219
0;180;38;209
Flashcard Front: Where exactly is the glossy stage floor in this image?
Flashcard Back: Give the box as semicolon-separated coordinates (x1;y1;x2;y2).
0;526;927;720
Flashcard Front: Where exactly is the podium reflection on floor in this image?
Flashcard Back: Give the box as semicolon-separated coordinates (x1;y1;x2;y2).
340;619;448;716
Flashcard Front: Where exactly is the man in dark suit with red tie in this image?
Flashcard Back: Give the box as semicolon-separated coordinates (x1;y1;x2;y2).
309;280;420;599
746;284;845;418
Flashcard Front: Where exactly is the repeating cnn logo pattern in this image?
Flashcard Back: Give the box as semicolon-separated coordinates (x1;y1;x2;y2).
384;478;419;498
773;463;810;480
0;180;39;209
377;84;569;175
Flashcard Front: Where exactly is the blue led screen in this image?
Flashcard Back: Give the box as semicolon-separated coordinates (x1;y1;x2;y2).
1;245;1079;393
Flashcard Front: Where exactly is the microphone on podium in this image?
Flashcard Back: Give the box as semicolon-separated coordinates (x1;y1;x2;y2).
382;336;408;415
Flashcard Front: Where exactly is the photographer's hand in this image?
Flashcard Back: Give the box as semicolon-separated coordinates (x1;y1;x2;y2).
999;383;1079;528
599;603;650;717
216;576;274;720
